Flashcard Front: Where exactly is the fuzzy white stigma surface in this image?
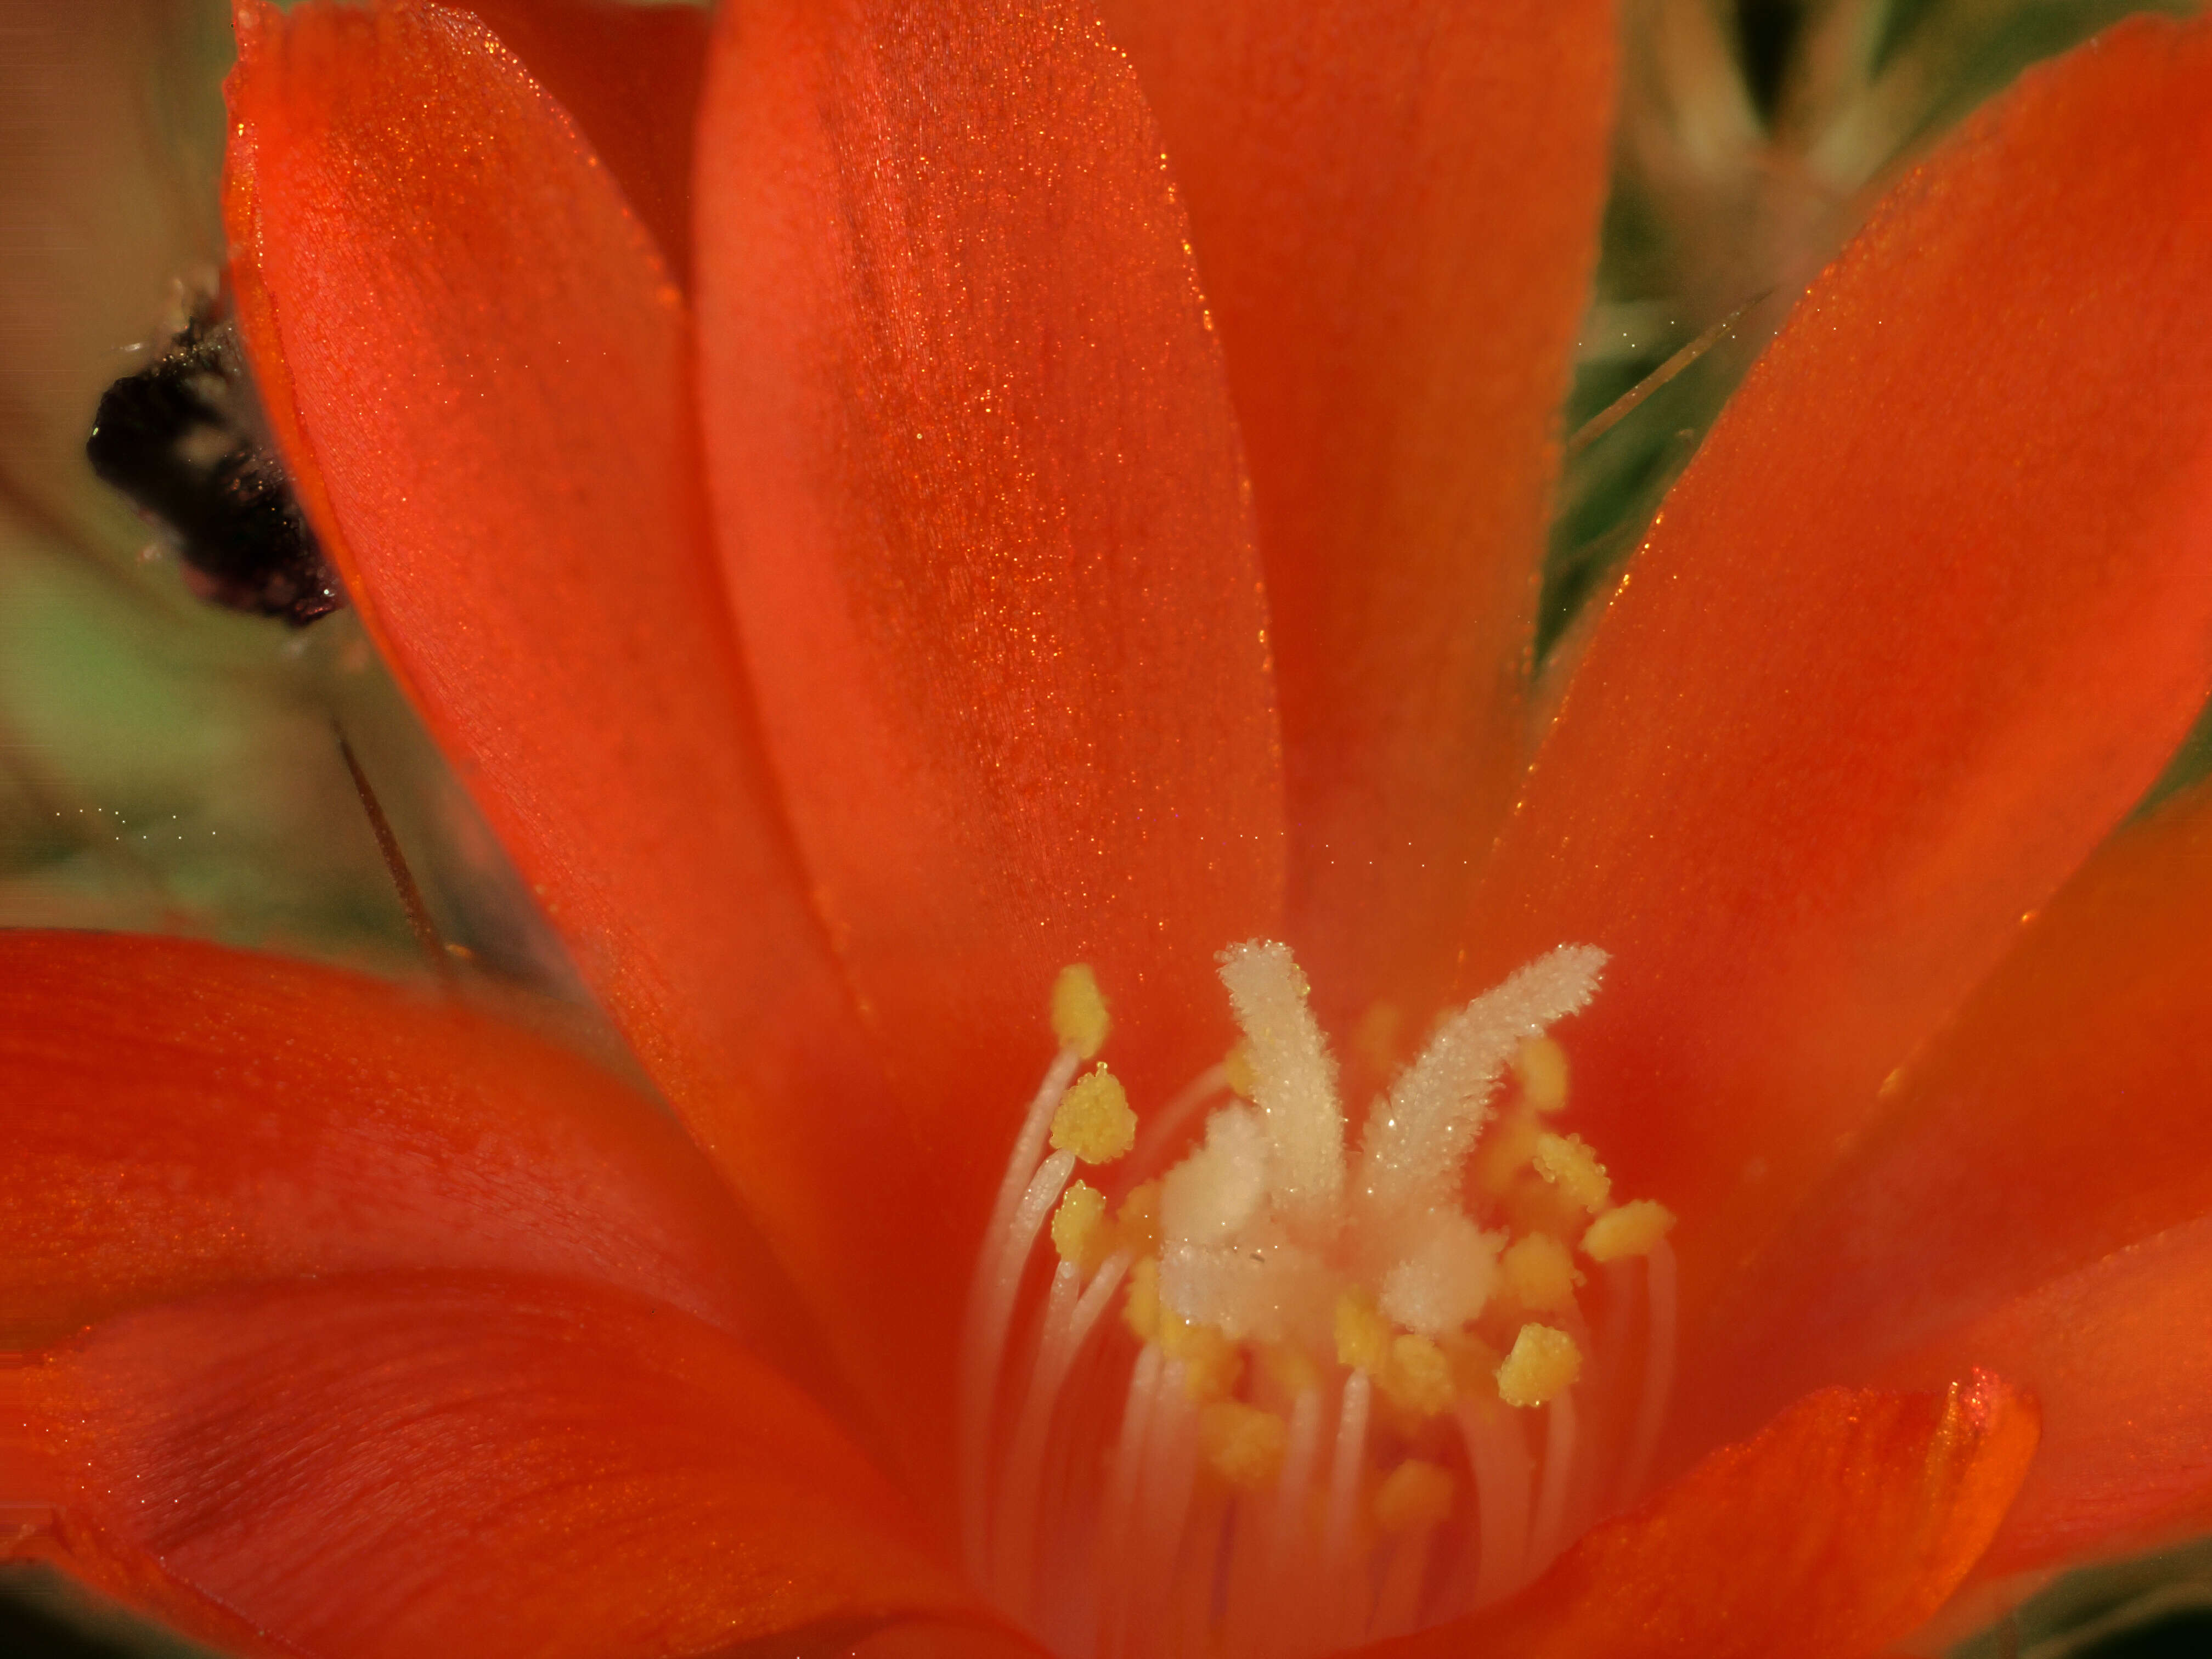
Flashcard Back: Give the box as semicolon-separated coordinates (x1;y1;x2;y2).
958;944;1679;1658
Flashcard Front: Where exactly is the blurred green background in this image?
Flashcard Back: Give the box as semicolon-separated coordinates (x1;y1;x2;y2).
1;0;2206;1654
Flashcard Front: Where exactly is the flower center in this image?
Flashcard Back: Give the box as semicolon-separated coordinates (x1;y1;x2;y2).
959;943;1677;1658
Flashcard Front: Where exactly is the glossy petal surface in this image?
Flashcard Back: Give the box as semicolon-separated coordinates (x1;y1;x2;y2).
1878;1218;2212;1579
5;1275;968;1658
1699;782;2212;1443
1095;0;1616;1025
1466;15;2212;1304
453;0;707;277
1;931;814;1369
696;0;1284;1211
224;0;946;1469
1361;1376;2037;1659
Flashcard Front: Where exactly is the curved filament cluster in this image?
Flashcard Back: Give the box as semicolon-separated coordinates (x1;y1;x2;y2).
960;946;1677;1657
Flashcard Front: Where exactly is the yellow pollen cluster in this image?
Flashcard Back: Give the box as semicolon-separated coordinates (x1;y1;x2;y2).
1222;1040;1256;1100
1532;1132;1611;1212
1584;1198;1677;1263
1201;1400;1289;1490
1051;963;1111;1059
1512;1034;1571;1114
1495;1322;1581;1408
1500;1232;1583;1313
1050;1180;1108;1268
1051;1065;1136;1163
1334;1293;1459;1420
1373;1458;1455;1534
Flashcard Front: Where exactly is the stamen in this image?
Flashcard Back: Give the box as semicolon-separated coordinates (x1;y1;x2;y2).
1250;1382;1324;1655
1320;1368;1373;1645
960;944;1677;1657
1496;1322;1582;1409
1131;1361;1203;1656
1457;1395;1532;1609
1051;1181;1108;1268
1528;1386;1580;1571
1624;1238;1679;1504
1052;962;1111;1058
1512;1034;1571;1114
1500;1232;1584;1314
1128;1059;1232;1173
1531;1131;1612;1213
1051;1065;1137;1163
1096;1342;1163;1652
1370;1460;1454;1638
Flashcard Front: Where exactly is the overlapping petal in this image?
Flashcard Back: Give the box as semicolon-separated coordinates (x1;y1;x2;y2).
1877;1219;2212;1583
1467;14;2212;1311
4;1274;970;1658
1358;1376;2038;1659
221;0;947;1474
454;0;709;278
1699;781;2212;1445
2;930;816;1374
695;0;1284;1205
1091;0;1616;1031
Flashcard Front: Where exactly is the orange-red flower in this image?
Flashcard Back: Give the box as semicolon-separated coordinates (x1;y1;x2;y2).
9;2;2212;1656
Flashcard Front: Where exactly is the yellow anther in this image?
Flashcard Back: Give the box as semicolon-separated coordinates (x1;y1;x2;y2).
1496;1323;1582;1408
1260;1341;1322;1398
1583;1198;1677;1262
1379;1334;1455;1419
1500;1232;1584;1313
1373;1459;1454;1535
1115;1180;1162;1257
1472;1111;1543;1198
1123;1256;1161;1344
1532;1132;1612;1214
1161;1313;1242;1402
1051;963;1110;1059
1200;1401;1288;1491
1051;1065;1136;1164
1334;1289;1393;1375
1222;1041;1256;1100
1051;1181;1108;1270
1513;1035;1570;1114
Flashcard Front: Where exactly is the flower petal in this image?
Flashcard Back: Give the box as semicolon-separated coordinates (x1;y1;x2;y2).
1359;1375;2038;1659
844;1626;1053;1659
1093;0;1617;1022
1464;15;2212;1302
4;1274;970;1657
0;930;817;1370
695;0;1284;1178
223;0;947;1469
448;0;707;278
1692;782;2212;1450
1875;1218;2212;1580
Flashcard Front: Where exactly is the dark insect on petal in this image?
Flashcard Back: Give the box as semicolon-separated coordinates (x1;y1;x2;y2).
86;294;343;627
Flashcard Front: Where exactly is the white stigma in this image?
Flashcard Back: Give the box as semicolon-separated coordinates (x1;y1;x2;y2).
1356;944;1608;1216
1215;941;1345;1234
